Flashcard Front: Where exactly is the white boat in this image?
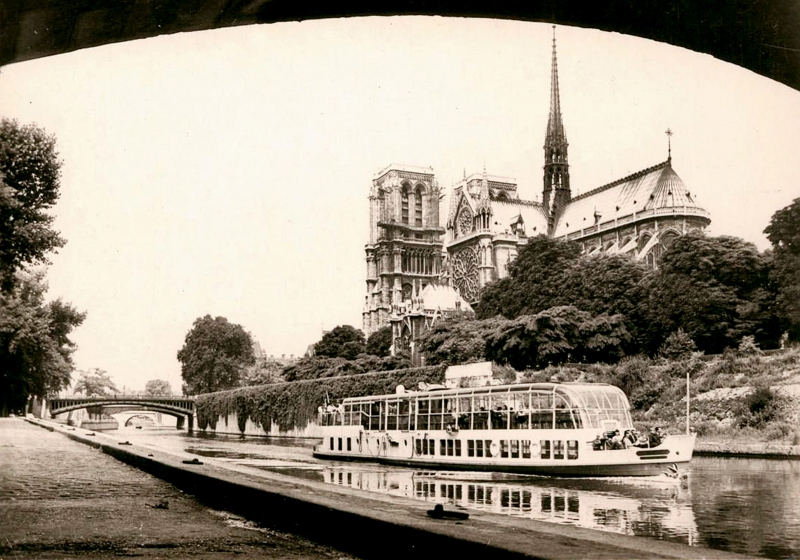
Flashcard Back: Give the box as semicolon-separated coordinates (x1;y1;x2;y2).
312;382;695;477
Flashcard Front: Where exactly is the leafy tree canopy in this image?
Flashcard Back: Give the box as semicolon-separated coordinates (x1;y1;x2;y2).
0;269;85;415
476;235;581;319
144;379;173;396
765;197;800;340
365;326;393;357
484;306;630;369
74;368;118;397
658;329;697;360
418;315;495;365
0;119;66;292
282;353;412;382
314;325;366;360
177;315;255;395
641;234;780;353
240;355;294;386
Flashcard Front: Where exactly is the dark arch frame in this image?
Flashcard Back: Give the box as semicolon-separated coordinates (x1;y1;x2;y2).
1;3;797;92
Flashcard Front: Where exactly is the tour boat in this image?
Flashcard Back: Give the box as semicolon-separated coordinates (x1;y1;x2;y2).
312;382;695;477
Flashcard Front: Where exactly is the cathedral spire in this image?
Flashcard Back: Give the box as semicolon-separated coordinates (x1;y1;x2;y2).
542;26;571;234
480;163;490;200
546;26;567;146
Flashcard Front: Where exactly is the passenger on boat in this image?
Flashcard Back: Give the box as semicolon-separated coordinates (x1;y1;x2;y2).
623;429;637;448
648;427;664;447
610;429;625;449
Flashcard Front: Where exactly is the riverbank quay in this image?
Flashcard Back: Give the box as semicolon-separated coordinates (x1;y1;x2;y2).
0;417;355;559
696;438;800;458
17;419;752;560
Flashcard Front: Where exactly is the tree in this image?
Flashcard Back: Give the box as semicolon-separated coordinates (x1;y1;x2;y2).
177;315;255;395
0;269;85;415
74;368;118;396
641;234;780;353
365;326;393;357
240;355;293;386
658;329;697;360
476;235;581;319
0;119;66;292
484;306;629;369
419;315;495;365
765;197;800;340
313;325;366;360
144;379;173;396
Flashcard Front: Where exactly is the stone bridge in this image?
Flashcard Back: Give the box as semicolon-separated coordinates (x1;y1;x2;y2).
48;395;195;430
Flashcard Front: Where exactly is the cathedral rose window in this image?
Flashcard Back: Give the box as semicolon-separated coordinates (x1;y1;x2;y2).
457;207;473;236
452;246;480;303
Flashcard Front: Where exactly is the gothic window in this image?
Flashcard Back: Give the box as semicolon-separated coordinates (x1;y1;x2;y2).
401;185;409;224
457;207;473;237
415;186;424;226
402;283;413;301
452;246;480;303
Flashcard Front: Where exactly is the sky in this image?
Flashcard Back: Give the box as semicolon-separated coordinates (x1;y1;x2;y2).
1;16;798;393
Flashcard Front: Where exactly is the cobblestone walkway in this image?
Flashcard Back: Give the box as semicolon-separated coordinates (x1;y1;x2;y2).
0;418;356;559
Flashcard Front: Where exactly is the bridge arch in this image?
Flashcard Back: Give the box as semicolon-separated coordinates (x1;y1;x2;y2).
48;396;195;430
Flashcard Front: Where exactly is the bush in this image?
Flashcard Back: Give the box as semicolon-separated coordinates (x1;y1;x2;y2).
659;329;697;360
738;335;764;356
739;384;780;428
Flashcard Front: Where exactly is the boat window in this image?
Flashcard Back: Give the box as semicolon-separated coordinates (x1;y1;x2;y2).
485;439;493;458
430;397;443;430
557;385;633;430
521;440;531;459
415;439;422;456
387;400;398;430
490;394;510;430
329;437;334;451
399;399;410;431
475;439;483;457
553;440;565;460
417;398;429;430
473;395;489;430
567;440;579;460
440;439;446;456
540;440;551;459
455;440;462;456
428;439;435;455
370;402;382;430
447;439;454;456
347;437;351;451
500;440;509;458
338;437;342;451
511;439;520;458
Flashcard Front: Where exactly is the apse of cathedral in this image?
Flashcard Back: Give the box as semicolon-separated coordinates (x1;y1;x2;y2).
363;28;711;364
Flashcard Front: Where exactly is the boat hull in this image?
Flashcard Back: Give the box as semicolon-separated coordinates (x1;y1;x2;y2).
313;429;695;478
312;452;685;477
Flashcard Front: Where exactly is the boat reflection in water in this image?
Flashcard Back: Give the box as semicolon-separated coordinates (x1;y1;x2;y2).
321;467;700;546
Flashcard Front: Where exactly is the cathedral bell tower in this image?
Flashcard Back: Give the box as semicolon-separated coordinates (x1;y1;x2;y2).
362;165;444;338
542;26;571;234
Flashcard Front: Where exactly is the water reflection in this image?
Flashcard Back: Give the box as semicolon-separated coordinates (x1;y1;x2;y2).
316;467;699;545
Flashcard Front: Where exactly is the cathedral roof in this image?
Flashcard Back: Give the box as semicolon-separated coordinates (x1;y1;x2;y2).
489;199;549;237
553;159;706;238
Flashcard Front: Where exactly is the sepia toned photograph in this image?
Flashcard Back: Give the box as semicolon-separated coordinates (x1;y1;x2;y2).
1;4;799;559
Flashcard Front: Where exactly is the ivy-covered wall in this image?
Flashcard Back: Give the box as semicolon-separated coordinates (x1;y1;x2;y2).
195;365;447;434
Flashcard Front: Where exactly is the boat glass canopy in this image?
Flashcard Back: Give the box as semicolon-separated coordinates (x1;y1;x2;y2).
326;383;633;432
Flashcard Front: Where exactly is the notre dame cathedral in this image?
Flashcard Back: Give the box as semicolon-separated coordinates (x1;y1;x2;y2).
362;30;711;365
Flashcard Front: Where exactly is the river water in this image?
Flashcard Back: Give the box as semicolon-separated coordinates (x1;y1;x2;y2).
115;426;799;559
